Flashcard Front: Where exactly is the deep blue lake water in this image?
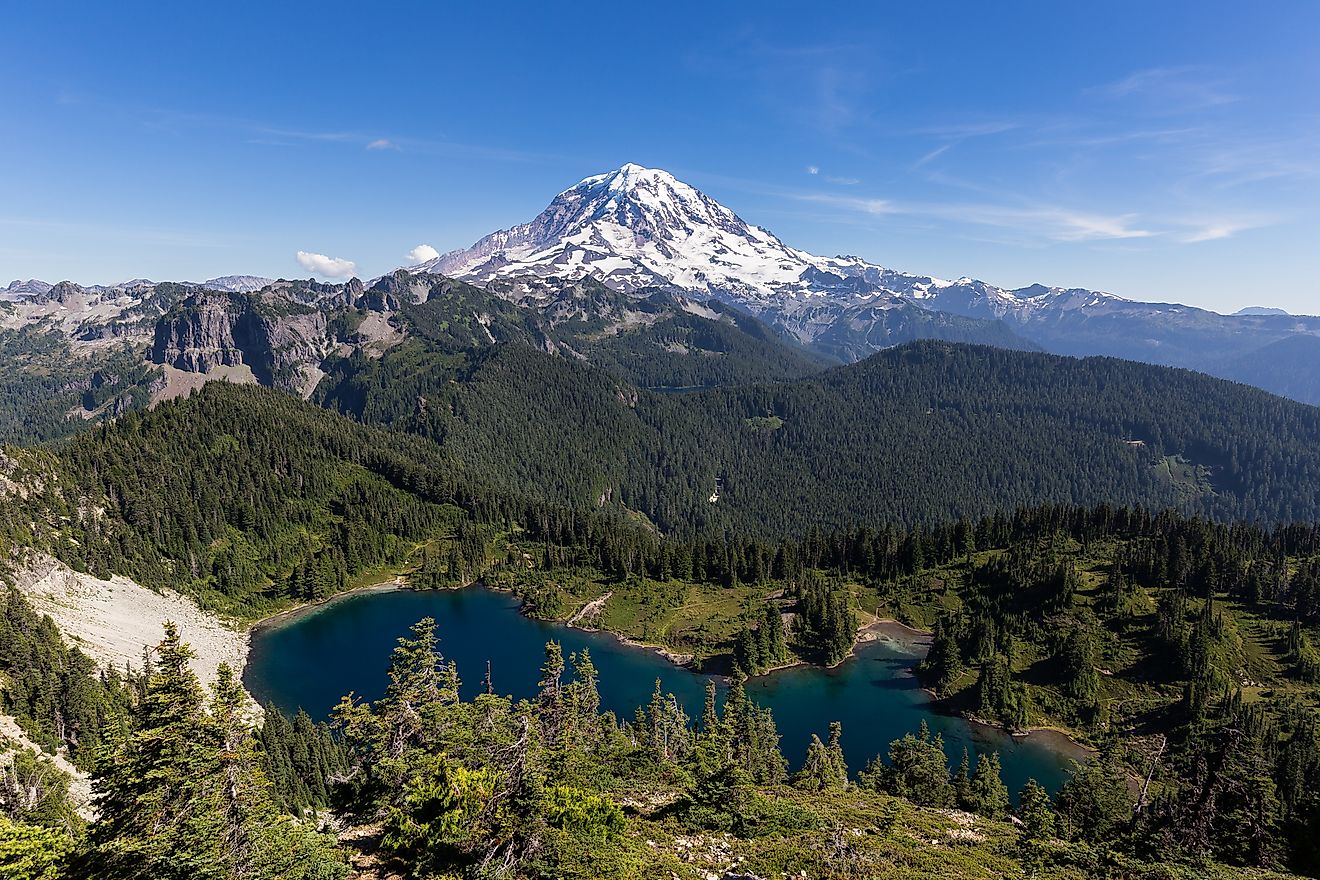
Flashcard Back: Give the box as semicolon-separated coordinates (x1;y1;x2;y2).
244;586;1082;794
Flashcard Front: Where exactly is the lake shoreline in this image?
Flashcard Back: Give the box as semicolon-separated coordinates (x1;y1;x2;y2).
247;579;413;636
854;616;1095;761
246;581;1094;764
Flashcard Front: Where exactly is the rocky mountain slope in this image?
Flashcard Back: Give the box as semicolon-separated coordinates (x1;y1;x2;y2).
0;267;820;442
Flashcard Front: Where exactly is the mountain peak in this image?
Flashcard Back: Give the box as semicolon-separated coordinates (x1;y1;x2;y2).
414;164;830;296
408;166;1140;321
576;162;672;189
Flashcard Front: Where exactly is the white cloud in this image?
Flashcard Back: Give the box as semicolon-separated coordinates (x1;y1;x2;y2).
295;250;357;278
806;165;819;175
1181;225;1237;243
913;144;952;168
1178;217;1270;243
366;138;396;150
405;244;439;264
1042;211;1153;242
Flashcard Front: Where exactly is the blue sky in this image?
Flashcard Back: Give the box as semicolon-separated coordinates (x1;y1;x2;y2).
3;1;1318;313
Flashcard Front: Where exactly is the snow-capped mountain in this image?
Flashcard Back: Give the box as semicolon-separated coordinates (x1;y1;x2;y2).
413;164;1144;326
5;164;1320;407
408;163;1320;403
414;163;960;304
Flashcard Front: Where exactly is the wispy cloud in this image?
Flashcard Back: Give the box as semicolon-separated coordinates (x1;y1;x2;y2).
805;165;859;185
81;99;572;165
912;143;952;168
1176;216;1272;243
1183;136;1320;188
1039;210;1153;242
943;205;1154;243
798;193;897;215
295;250;357;278
910;121;1021;139
239;123;365;145
906;120;1021;171
797;186;1284;246
1089;66;1239;111
797;192;1153;242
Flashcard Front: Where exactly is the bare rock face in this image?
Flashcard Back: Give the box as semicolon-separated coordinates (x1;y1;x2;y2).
151;291;329;391
361;270;431;309
38;280;86;304
151;292;246;372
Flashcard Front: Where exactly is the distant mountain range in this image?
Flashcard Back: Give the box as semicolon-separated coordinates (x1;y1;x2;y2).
3;275;272;300
4;164;1319;416
410;164;1320;404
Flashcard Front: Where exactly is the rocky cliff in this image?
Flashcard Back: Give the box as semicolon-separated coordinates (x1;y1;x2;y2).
151;291;331;392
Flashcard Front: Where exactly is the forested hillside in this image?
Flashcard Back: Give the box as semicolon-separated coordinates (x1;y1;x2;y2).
318;338;1320;536
0;328;161;444
20;385;490;617
8;332;1320;623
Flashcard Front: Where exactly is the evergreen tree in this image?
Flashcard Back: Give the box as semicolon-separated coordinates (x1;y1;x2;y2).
952;748;972;809
0;816;71;880
968;752;1009;818
81;626;345;879
794;735;837;791
864;722;951;807
1055;746;1133;844
1017;778;1055;874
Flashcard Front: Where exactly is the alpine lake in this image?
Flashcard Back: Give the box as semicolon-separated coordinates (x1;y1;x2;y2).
244;585;1086;794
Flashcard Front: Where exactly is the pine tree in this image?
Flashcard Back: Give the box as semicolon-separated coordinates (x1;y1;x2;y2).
565;649;601;750
1017;778;1055;874
1055;746;1132;843
0;816;72;880
871;722;951;807
82;626;345;879
825;721;848;788
952;748;972;809
968;752;1009;818
795;735;834;791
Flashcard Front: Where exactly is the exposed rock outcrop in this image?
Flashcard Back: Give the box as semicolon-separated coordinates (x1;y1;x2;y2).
151;291;330;391
37;280;85;304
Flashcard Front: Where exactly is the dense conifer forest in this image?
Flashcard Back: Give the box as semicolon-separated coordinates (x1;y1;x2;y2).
317;338;1320;535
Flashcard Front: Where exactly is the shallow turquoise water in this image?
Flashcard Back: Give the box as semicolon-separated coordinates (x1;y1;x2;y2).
244;586;1079;793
